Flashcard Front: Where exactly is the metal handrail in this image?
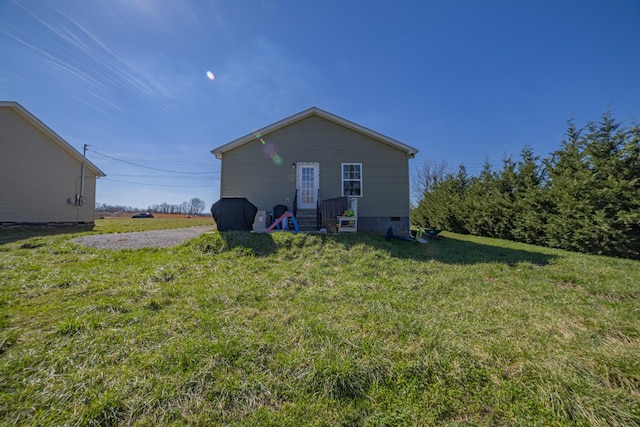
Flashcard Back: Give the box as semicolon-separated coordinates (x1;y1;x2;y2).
293;190;298;216
316;188;320;229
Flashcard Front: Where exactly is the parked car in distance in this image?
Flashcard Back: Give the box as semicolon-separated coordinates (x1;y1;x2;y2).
131;213;154;218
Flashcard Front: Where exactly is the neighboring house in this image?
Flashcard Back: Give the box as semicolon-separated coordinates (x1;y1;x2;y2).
0;101;106;227
211;107;418;235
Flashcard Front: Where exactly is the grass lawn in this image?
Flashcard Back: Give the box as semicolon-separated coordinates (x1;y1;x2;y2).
1;219;639;426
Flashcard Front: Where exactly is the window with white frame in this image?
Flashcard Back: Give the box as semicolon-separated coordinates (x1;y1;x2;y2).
342;163;362;196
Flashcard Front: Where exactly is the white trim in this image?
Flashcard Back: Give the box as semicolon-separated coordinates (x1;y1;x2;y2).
212;107;418;159
341;163;363;197
296;162;319;209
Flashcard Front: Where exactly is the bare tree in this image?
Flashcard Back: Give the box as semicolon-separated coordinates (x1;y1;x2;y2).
412;159;450;200
97;199;207;216
188;198;206;215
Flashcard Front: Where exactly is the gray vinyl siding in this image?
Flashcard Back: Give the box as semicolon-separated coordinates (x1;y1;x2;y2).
0;108;98;223
219;115;411;217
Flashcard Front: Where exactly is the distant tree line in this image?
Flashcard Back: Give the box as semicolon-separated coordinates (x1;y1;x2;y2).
412;112;640;259
96;198;207;216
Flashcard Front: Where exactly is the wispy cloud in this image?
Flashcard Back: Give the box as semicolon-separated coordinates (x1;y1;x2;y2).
2;0;211;113
2;0;322;120
107;0;208;37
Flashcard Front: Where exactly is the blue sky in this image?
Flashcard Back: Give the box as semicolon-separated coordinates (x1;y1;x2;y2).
2;0;639;209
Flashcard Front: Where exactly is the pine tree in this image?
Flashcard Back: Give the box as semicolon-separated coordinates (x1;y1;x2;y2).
411;112;638;259
512;146;547;245
412;165;469;233
581;114;640;258
545;119;597;252
545;114;640;258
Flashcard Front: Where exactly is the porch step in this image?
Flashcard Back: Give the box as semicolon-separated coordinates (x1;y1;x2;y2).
295;209;318;231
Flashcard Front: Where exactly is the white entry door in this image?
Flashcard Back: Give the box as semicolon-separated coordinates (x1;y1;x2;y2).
296;163;319;209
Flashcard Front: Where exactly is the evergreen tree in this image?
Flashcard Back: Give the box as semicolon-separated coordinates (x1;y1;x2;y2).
411;112;638;259
413;165;469;233
464;158;519;239
544;119;596;252
545;114;640;258
465;161;501;237
581;114;640;257
512;146;547;245
493;157;518;239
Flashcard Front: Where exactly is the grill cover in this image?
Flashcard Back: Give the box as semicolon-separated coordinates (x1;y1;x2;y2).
210;197;258;231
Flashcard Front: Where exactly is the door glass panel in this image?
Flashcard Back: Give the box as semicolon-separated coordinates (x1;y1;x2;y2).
298;164;318;208
302;167;314;203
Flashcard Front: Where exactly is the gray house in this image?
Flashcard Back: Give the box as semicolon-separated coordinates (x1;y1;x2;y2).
0;101;106;227
211;107;417;235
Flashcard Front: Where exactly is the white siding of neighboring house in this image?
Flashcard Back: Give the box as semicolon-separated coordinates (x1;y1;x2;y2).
0;107;99;224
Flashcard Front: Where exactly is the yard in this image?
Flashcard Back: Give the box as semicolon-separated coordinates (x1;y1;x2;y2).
1;219;639;426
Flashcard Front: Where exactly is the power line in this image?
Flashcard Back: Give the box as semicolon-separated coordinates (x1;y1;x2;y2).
88;147;215;175
101;178;214;188
108;173;218;179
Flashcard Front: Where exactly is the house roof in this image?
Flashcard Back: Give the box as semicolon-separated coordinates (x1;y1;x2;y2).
211;107;418;159
0;101;106;177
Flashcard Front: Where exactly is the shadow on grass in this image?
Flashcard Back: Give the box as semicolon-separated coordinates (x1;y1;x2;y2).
195;230;556;266
0;226;94;246
192;231;278;257
388;233;556;266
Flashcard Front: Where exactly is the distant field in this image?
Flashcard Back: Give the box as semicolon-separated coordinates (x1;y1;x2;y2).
96;212;212;219
1;219;638;425
93;216;214;233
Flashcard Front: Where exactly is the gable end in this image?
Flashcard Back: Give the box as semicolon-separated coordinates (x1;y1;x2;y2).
212;107;418;159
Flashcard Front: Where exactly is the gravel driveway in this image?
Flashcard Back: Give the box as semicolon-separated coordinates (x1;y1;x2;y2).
71;226;214;249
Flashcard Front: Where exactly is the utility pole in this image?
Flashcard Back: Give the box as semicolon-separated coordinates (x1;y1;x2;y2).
79;144;89;206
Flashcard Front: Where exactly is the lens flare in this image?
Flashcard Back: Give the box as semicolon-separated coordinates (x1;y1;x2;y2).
255;133;283;166
206;71;215;80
